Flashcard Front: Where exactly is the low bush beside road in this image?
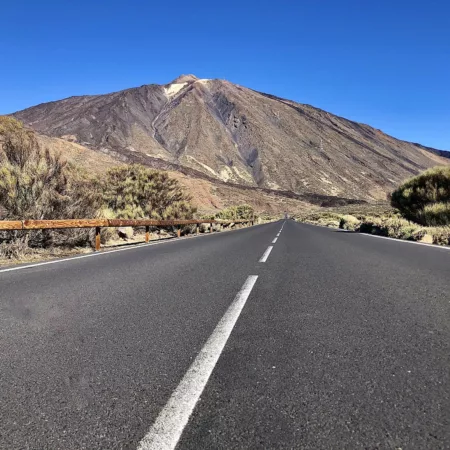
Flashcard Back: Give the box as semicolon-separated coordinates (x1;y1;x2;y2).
390;166;450;226
296;210;450;245
295;170;450;247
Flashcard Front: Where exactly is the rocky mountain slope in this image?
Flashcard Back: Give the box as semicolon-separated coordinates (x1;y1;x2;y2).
25;131;318;215
13;74;449;201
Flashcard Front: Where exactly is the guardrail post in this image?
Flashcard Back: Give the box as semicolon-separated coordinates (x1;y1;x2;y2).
145;225;150;243
177;226;181;238
210;223;213;233
95;227;101;251
196;224;199;235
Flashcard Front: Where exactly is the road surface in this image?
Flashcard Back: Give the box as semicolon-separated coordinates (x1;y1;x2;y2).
1;220;449;449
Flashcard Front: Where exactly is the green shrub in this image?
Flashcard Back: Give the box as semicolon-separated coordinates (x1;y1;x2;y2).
415;202;450;227
101;164;196;220
215;204;255;221
357;216;423;241
390;166;450;225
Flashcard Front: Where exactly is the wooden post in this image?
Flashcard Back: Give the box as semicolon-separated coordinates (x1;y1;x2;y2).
95;227;101;251
210;223;213;233
196;224;199;235
145;225;150;243
177;227;181;238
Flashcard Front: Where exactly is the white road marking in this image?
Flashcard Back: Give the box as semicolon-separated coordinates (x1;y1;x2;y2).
0;223;266;274
259;246;273;262
272;238;278;244
137;275;259;450
277;233;281;237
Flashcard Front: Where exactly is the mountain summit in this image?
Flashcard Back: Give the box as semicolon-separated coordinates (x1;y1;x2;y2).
170;74;199;84
12;75;449;201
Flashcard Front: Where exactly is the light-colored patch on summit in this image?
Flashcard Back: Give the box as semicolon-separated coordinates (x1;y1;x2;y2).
196;79;211;85
165;83;188;97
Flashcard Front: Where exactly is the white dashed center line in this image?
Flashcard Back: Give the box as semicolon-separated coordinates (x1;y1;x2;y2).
137;275;258;450
272;238;278;244
259;246;273;263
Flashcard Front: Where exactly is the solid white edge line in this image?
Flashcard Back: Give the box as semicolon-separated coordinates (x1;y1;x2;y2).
272;238;278;244
137;275;259;450
0;222;268;274
259;246;273;262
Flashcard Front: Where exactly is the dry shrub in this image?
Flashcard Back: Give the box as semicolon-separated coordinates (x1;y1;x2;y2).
296;199;450;246
297;212;341;228
415;202;450;227
358;216;424;241
339;215;361;231
427;226;450;245
0;235;31;259
0;116;102;256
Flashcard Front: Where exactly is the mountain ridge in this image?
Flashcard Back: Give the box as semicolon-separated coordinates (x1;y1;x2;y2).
12;75;450;201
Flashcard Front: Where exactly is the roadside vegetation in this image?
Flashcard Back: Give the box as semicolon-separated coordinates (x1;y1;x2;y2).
215;204;255;221
0;117;260;261
295;168;450;246
0;117;102;258
101;165;196;220
390;166;450;226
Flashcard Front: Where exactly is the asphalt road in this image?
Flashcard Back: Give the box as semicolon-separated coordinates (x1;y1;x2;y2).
1;220;449;449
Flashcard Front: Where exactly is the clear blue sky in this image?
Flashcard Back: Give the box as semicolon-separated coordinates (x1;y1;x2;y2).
1;0;449;149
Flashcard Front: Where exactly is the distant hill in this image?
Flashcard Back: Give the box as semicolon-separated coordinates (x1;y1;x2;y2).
13;74;449;201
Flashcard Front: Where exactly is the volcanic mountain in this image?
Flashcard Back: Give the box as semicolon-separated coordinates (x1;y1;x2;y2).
13;74;449;202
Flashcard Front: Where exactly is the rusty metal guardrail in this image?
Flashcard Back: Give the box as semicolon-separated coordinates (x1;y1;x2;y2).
0;218;255;251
